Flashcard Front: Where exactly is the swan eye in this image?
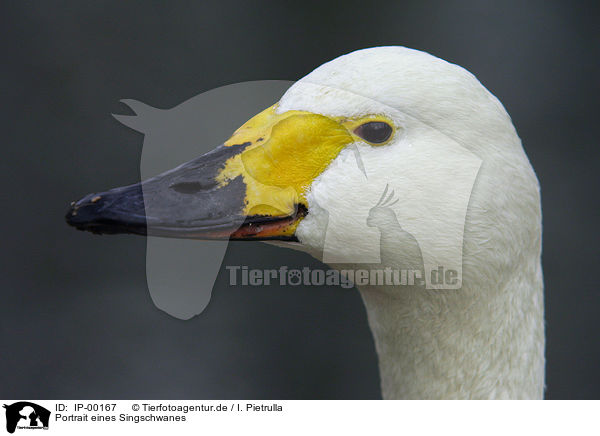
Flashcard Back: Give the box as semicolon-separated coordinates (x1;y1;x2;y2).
353;121;393;144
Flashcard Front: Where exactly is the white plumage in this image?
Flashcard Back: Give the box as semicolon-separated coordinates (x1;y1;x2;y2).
67;46;545;399
278;47;544;399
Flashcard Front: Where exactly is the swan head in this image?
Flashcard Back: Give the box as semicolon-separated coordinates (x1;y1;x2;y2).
66;47;541;288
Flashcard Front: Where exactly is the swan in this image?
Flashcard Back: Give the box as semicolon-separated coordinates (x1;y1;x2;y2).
66;46;544;399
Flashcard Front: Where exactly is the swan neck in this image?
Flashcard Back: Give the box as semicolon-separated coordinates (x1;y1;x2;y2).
357;281;544;399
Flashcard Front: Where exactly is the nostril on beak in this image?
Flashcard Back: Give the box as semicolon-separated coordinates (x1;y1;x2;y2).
170;181;215;194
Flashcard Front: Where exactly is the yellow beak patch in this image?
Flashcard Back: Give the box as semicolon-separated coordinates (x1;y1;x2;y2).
218;105;354;219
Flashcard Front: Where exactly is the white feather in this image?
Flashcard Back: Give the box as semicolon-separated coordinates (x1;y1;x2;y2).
278;47;544;399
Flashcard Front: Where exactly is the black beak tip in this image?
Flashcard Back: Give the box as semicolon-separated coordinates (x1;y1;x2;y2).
65;193;103;232
65;190;147;236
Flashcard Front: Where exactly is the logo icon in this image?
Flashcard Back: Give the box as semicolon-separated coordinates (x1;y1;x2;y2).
75;81;480;320
3;402;50;434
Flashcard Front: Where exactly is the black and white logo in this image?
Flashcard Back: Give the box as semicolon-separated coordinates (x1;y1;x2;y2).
3;402;50;434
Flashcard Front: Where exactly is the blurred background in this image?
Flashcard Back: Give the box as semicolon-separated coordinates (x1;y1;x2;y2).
1;1;598;399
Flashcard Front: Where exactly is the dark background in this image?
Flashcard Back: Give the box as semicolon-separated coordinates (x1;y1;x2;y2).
1;1;598;399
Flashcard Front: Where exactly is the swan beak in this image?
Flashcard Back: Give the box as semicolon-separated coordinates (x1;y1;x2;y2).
66;104;354;240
